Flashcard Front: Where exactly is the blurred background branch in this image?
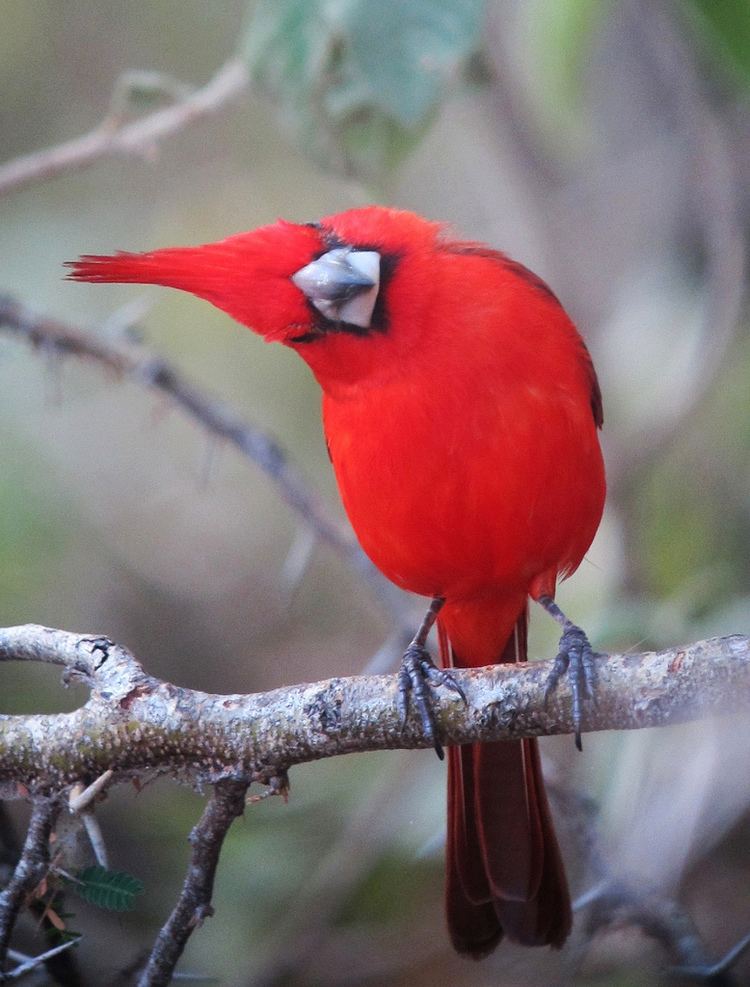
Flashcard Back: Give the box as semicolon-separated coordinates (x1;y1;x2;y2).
0;59;249;199
0;295;409;627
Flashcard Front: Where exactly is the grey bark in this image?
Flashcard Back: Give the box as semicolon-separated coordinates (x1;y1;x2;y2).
1;625;748;796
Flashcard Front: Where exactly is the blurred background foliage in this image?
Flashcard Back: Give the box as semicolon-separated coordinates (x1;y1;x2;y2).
1;0;749;984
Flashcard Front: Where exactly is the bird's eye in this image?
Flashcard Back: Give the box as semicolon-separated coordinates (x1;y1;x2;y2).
292;248;380;329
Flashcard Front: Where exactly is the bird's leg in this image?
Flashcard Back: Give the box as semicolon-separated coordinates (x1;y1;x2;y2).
537;595;597;751
397;597;466;760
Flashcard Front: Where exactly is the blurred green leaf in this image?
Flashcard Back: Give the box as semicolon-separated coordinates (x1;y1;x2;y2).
242;0;486;179
684;0;750;90
339;0;484;127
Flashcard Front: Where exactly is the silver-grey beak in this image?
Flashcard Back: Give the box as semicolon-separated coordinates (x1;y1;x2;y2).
292;248;380;329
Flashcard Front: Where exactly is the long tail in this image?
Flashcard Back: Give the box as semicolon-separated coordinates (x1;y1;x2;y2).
439;604;571;956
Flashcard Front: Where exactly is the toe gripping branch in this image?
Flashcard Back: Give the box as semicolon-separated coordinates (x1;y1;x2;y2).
397;597;466;760
537;595;597;751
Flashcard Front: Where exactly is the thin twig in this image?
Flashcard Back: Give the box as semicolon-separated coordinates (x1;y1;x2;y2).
671;929;750;983
0;295;408;624
555;779;741;985
0;809;81;987
590;887;737;987
0;59;248;198
137;779;248;987
68;770;114;814
69;771;114;869
4;938;80;982
0;798;60;972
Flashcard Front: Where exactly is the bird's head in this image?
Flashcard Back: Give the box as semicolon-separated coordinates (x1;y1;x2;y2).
67;206;443;390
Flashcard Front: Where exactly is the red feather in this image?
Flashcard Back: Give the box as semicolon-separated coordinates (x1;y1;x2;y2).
68;205;605;955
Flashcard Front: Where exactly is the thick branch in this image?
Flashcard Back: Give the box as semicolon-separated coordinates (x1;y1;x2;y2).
137;779;249;987
0;59;248;198
0;625;748;794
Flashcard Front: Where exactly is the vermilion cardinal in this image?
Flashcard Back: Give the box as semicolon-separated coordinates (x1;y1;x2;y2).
68;206;605;955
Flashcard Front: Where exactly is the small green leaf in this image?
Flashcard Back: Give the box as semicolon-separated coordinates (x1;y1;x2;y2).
71;866;144;912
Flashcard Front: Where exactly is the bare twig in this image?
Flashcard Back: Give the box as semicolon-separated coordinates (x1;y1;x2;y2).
587;885;718;973
0;797;60;972
68;770;114;814
4;939;80;982
69;773;114;870
137;779;248;987
0;295;408;624
555;779;743;985
672;929;750;983
0;625;748;793
0;810;81;987
0;59;248;198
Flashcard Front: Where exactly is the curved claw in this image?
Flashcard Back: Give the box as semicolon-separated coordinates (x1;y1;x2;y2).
544;622;596;751
398;643;466;760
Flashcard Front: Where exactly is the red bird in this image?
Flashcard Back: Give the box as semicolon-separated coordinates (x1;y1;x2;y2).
68;206;605;955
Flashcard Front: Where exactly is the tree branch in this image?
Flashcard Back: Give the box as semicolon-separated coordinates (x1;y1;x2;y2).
0;625;748;794
3;626;746;982
137;779;249;987
0;295;408;624
0;58;249;199
0;797;60;973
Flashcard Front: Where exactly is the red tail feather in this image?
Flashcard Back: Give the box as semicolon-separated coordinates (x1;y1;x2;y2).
440;608;571;955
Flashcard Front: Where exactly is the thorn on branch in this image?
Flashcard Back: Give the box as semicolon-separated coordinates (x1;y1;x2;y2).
68;771;114;814
68;772;114;869
247;769;290;805
279;525;318;603
188;904;214;930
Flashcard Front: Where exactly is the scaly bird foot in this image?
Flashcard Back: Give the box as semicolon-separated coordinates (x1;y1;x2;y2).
397;643;466;760
544;621;597;751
